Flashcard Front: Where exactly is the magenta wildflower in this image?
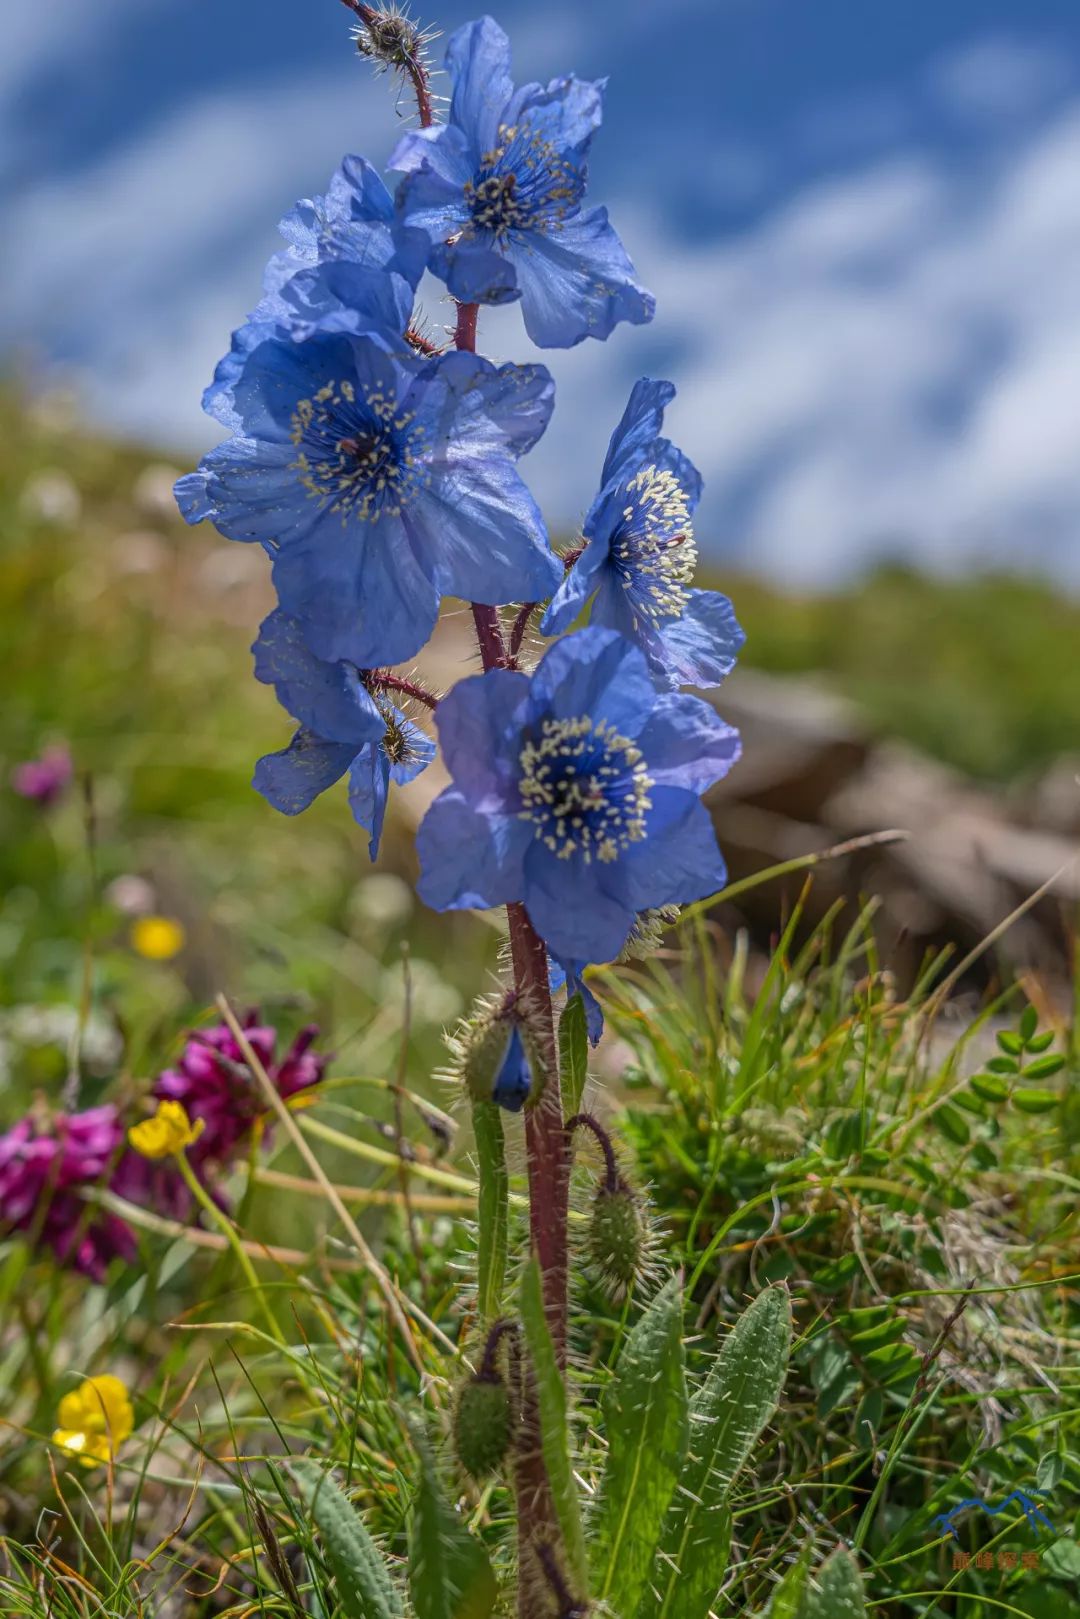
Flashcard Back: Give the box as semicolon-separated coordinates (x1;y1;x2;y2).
12;744;73;806
0;1105;136;1280
149;1012;328;1169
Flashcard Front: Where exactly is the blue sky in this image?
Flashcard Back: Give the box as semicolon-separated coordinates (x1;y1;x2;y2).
5;0;1080;584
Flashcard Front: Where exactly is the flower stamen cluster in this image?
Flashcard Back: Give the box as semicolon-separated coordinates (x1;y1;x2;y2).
518;715;652;864
291;381;427;523
613;465;698;627
464;125;579;242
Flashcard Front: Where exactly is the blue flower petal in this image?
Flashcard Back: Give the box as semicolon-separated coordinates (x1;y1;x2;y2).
540;538;611;636
528;627;655;737
549;958;604;1045
445;16;515;158
347;745;390;860
523;842;635;964
271;506;440;667
613;793;727;913
253;729;357;814
597;377;676;491
252;610;383;745
505;73;605;156
417;790;531;912
655;590;746;688
434;670;531;805
407;459;558;606
445;243;522;306
420;352;554;459
636;693;742;793
509;208;654;348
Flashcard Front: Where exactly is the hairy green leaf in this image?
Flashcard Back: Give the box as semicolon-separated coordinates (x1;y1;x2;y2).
794;1548;866;1618
471;1100;508;1321
636;1285;792;1619
559;993;589;1115
291;1458;402;1619
592;1276;689;1614
520;1259;589;1596
406;1418;497;1619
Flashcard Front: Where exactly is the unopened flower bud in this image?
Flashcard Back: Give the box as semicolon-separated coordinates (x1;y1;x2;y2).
587;1179;647;1299
453;1371;513;1480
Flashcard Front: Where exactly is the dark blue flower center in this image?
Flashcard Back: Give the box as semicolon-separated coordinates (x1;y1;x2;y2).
290;377;428;522
464;122;582;241
609;465;697;628
518;715;653;864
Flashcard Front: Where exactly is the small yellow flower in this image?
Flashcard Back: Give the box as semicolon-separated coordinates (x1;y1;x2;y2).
128;1099;205;1159
130;915;186;961
52;1374;134;1468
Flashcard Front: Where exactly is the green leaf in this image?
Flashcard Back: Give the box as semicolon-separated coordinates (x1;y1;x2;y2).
997;1029;1024;1055
291;1458;402;1619
970;1072;1010;1103
1036;1450;1066;1492
592;1276;689;1616
932;1101;970;1145
1019;1004;1039;1042
1012;1087;1060;1114
406;1419;497;1619
761;1544;813;1617
986;1055;1020;1074
471;1101;508;1322
1026;1030;1055;1053
636;1286;792;1619
1021;1054;1066;1079
519;1260;589;1597
795;1549;866;1618
559;993;589;1115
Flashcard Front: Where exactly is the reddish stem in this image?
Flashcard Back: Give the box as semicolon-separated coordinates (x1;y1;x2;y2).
508;601;537;659
370;670;439;710
508;902;569;1362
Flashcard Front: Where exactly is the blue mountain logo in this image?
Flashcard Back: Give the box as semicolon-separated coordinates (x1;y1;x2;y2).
933;1490;1055;1543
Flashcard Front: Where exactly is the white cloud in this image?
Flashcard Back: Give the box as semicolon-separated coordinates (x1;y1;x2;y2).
3;38;1080;585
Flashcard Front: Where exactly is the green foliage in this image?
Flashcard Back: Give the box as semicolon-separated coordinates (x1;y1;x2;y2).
558;992;589;1115
791;1549;866;1619
291;1458;403;1619
406;1419;497;1619
471;1099;508;1322
591;1276;689;1616
452;1373;512;1482
637;1286;792;1619
519;1259;590;1597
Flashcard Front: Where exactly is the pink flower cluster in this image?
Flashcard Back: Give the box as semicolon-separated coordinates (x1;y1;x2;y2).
0;1014;328;1280
0;1106;135;1280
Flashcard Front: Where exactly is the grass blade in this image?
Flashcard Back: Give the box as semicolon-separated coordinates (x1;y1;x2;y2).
559;993;589;1115
472;1100;508;1322
407;1418;497;1619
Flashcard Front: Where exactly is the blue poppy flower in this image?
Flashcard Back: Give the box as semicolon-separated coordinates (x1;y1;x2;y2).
416;627;740;964
251;609;435;859
542;380;745;688
201;159;429;434
176;330;561;668
390;17;654;349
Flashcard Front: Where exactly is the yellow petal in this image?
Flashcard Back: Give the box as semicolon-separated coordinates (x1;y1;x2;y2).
130;916;186;961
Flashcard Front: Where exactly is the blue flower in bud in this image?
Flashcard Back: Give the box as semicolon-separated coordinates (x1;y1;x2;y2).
492;1023;531;1112
543;380;745;689
251;610;434;859
176;328;561;668
417;626;741;964
390;17;654;349
202;159;428;434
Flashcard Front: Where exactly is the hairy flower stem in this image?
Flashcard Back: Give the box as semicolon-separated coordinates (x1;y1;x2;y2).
340;1;436;128
369;670;439;709
454;295;570;1618
566;1111;620;1193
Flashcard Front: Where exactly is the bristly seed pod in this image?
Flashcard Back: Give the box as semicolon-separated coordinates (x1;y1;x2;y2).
452;1320;517;1480
569;1111;650;1301
587;1178;647;1300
